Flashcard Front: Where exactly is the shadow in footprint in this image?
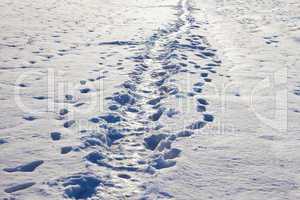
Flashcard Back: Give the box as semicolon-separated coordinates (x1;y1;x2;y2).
3;160;44;173
5;182;36;193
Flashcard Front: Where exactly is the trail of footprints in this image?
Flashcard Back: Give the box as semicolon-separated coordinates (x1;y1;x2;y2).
3;0;221;198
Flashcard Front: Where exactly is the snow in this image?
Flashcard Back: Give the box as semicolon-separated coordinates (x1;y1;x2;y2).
0;0;300;199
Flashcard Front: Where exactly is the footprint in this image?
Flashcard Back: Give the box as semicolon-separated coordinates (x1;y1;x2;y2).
55;173;102;199
294;89;300;96
33;96;48;100
118;173;131;179
187;121;206;129
85;151;105;164
50;132;62;141
149;108;165;121
107;128;124;145
18;83;29;87
193;87;202;93
80;80;87;85
5;182;35;193
159;85;178;95
112;93;136;106
264;36;279;45
201;51;215;57
259;135;281;141
203;114;214;122
166;108;179;118
63;120;75;128
204;78;212;82
179;62;187;67
187;92;196;97
89;117;100;123
123;81;136;91
207;63;219;67
74;102;85;107
83;137;105;148
99;113;122;123
195;53;207;59
200;72;208;77
293;109;300;113
156;139;172;152
194;82;204;87
197;105;206;112
23;114;38;121
163;148;181;160
197;98;209;105
127;106;139;113
59;108;69;115
147;97;163;106
65;94;73;101
151;157;176;169
176;130;194;137
0;138;8;145
144;134;168;151
98;40;139;46
3;160;44;173
61;146;73;154
96;75;106;80
108;105;119;111
155;78;166;87
80;88;91;94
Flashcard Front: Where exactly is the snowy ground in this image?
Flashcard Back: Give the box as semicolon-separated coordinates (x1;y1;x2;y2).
0;0;300;199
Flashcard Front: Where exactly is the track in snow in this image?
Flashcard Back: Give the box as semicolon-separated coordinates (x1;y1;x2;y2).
43;0;221;199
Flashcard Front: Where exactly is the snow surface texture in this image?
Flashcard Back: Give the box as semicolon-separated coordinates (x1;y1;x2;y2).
0;0;299;199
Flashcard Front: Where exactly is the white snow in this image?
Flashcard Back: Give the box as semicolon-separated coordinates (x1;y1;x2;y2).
0;0;299;199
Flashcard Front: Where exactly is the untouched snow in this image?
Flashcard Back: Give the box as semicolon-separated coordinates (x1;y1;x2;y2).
0;0;300;199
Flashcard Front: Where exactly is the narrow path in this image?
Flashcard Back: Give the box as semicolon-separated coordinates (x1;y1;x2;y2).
48;0;222;199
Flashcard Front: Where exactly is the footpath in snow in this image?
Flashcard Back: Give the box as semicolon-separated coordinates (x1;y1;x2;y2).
0;0;300;199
